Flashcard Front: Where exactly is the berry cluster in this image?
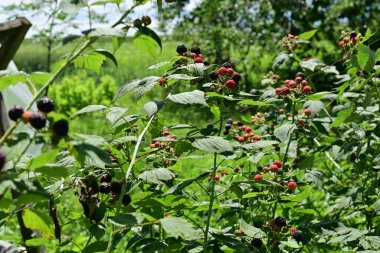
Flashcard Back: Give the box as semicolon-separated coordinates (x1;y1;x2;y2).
149;128;177;149
250;112;269;124
98;172;131;206
175;44;209;65
275;72;312;97
133;15;152;27
268;216;289;232
8;97;68;136
338;31;361;48
223;119;261;143
263;71;280;86
208;62;242;93
282;34;299;51
290;227;303;243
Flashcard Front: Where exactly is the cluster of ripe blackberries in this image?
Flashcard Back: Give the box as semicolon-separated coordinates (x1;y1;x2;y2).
8;96;68;136
98;172;131;206
290;228;303;243
176;44;209;65
209;62;242;91
133;15;152;27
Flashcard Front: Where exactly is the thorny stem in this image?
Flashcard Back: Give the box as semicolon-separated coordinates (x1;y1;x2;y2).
203;111;224;252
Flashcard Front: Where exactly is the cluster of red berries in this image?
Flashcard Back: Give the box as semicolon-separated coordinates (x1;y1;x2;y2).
98;172;131;205
290;227;303;243
149;128;177;149
133;15;152;27
8;96;68;136
224;119;261;143
282;34;300;51
176;44;210;65
275;72;312;97
338;31;361;48
209;62;241;93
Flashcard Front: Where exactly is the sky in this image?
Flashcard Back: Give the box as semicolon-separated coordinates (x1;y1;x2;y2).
0;0;201;37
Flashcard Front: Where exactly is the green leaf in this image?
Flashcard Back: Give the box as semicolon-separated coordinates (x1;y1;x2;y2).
135;26;162;50
107;107;128;125
361;28;375;43
210;106;220;119
72;142;112;168
274;123;295;143
206;92;236;101
167;74;199;80
71;105;108;118
144;101;165;117
111;136;138;145
357;44;376;73
299;29;318;40
25;238;50;247
165;172;209;195
273;52;290;69
108;213;145;227
73;53;106;74
238;99;275;106
114;76;160;101
300;58;324;71
243;140;279;150
304;100;325;115
159;217;199;240
331;107;354;128
94;49;118;67
0;70;26;92
139;168;176;185
168;90;208;106
22;209;54;238
28;149;59;170
83;241;108;253
88;28;126;37
74;133;106;146
35;165;70;178
148;61;171;70
192;136;233;153
376;49;380;62
239;219;265;238
59;0;84;14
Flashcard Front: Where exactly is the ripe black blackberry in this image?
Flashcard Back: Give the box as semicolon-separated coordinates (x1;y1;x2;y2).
223;130;229;135
30;112;47;130
176;44;187;54
52;119;69;136
237;122;244;127
225;124;232;130
209;71;219;80
0;149;6;171
142;16;151;26
250;238;263;248
293;231;303;243
350;31;357;38
190;45;201;54
37;96;54;113
274;217;287;227
295;72;305;79
99;182;111;194
221;62;232;68
8;105;24;121
203;60;210;66
232;73;241;82
133;18;142;27
111;181;123;194
100;173;112;183
122;193;132;205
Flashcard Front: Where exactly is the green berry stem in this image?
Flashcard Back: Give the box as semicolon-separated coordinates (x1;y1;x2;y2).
203;110;224;252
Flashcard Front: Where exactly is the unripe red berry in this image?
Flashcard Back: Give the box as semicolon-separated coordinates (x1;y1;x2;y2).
338;41;345;47
262;166;269;172
226;79;236;89
245;127;252;133
195;57;203;63
243;133;250;139
304;108;312;116
290;228;298;234
253;135;261;141
287;80;296;88
238;136;244;142
303;86;312;93
281;87;290;95
275;88;283;95
273;160;282;168
279;108;285;114
215;175;221;181
288;34;295;39
150;144;155;149
218;67;228;75
254;174;263;181
227;68;234;75
288;181;297;189
21;111;33;123
269;164;279;172
301;80;308;85
295;76;303;83
343;37;349;43
353;36;360;44
190;52;196;58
